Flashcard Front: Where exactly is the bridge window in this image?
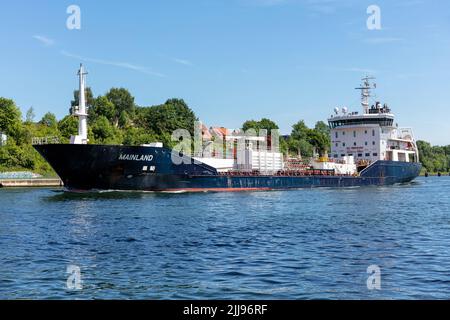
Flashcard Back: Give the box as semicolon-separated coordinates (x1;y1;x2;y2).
335;132;338;138
343;142;346;147
365;153;370;157
328;118;394;128
373;153;378;156
353;131;356;138
372;129;375;136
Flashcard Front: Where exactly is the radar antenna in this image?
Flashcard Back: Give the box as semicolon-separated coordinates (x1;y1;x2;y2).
355;76;376;114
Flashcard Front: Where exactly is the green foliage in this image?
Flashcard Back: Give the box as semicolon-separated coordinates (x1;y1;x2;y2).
417;140;450;173
0;139;51;172
122;127;158;146
40;112;58;128
314;121;330;137
136;99;197;144
279;137;289;155
118;110;130;128
0;99;70;175
241;118;279;153
291;120;309;141
307;126;330;155
287;137;314;157
287;120;330;157
58;115;78;142
242;118;279;134
90;96;115;121
91;116;122;144
105;88;135;128
0;98;22;138
25;107;35;123
240;118;330;156
71;87;95;114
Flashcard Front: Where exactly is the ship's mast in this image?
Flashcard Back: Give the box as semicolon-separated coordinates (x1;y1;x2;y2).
355;76;376;114
70;64;89;145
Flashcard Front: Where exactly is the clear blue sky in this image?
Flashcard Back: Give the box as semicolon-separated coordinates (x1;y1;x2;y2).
0;0;449;144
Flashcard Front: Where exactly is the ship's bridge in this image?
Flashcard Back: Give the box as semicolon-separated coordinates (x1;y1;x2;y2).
328;113;394;129
327;77;420;165
328;103;395;129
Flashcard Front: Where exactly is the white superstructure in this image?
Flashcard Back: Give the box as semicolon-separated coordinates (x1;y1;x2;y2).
70;64;89;145
328;77;419;165
196;134;284;173
311;156;357;175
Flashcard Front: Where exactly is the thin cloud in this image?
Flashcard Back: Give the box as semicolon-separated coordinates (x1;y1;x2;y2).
395;73;423;79
340;67;377;74
241;0;288;6
297;65;378;74
173;58;193;66
33;35;55;46
395;0;424;7
364;37;404;44
307;0;339;14
60;50;166;77
241;0;341;15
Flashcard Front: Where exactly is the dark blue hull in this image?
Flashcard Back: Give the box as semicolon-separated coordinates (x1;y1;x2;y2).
34;144;422;192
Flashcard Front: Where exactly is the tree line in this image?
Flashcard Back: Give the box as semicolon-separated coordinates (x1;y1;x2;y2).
416;141;450;173
0;88;448;175
0;89;196;175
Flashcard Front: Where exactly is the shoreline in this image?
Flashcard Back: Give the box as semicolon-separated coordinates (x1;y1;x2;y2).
420;173;450;177
0;178;63;188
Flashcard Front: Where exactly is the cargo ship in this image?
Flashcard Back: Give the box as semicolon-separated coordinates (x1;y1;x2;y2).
33;66;421;192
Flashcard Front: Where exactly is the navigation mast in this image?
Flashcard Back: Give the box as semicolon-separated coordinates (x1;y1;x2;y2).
355;76;376;114
70;64;89;145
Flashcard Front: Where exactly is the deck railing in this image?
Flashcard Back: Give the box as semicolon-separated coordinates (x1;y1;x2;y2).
31;136;60;145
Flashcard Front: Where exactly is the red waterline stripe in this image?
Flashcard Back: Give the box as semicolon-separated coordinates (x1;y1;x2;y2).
161;187;273;193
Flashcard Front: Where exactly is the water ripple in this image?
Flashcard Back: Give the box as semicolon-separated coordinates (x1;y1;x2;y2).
0;177;449;299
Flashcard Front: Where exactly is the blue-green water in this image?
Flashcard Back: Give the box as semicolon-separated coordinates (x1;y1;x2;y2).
1;177;450;299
